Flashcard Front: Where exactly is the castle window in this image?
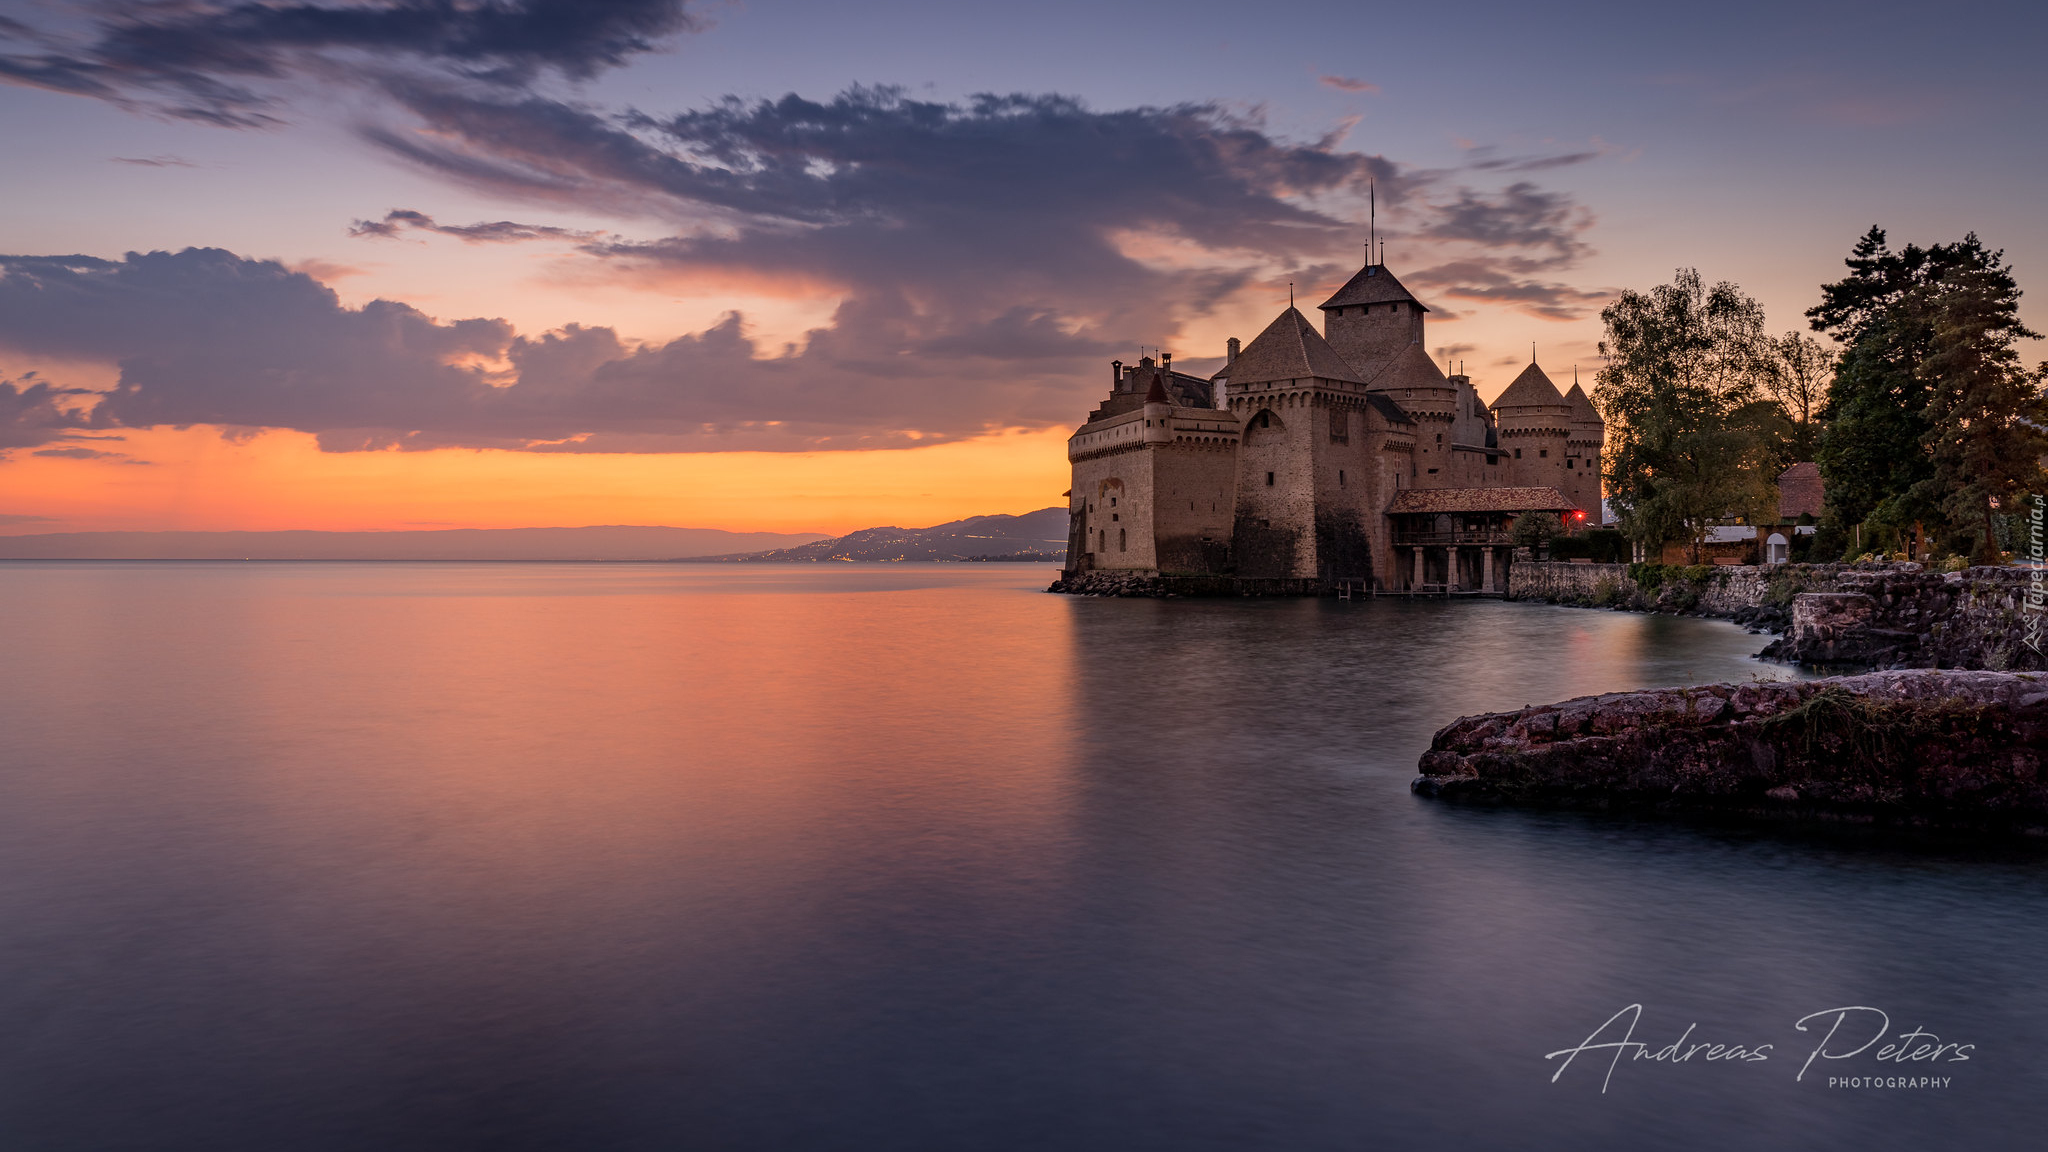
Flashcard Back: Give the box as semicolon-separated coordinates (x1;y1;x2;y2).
1514;448;1523;459
1567;458;1575;469
1339;470;1346;487
1119;529;1127;552
1435;433;1442;445
1112;513;1119;521
1266;472;1275;486
1110;496;1117;507
1540;449;1549;458
1487;455;1499;465
1330;408;1348;443
1099;530;1106;552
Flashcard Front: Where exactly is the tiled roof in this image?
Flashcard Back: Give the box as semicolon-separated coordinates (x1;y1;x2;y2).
1318;263;1429;312
1227;306;1365;385
1492;362;1568;410
1365;393;1413;425
1387;486;1575;514
1778;461;1825;520
1363;341;1448;391
1563;381;1602;426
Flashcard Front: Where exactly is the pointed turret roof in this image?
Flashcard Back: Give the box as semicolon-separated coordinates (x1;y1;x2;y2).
1563;381;1601;426
1492;362;1568;409
1318;263;1429;312
1364;341;1448;391
1227;307;1365;385
1144;375;1169;404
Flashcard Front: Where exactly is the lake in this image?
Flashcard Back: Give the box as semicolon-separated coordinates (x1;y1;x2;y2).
1;562;2042;1150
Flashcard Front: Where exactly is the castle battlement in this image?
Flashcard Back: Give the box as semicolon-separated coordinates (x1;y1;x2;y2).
1063;261;1605;591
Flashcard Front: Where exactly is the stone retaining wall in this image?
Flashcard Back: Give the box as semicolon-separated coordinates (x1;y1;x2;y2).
1506;560;1848;624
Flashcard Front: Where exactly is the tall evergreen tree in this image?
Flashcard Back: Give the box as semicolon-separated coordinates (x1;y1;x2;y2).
1810;228;2045;559
1913;236;2047;562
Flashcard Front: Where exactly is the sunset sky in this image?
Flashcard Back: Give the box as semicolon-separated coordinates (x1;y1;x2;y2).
3;0;2043;535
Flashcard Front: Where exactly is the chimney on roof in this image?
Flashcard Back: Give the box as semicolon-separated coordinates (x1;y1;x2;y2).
1226;337;1239;364
1161;352;1172;377
1110;359;1122;387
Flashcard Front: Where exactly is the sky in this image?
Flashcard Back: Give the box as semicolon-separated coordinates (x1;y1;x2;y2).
1;0;2043;535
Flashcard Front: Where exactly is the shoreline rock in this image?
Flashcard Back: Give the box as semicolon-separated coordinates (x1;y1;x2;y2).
1411;670;2048;834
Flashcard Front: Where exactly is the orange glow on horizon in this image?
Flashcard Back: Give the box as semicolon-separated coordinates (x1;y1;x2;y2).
1;425;1075;535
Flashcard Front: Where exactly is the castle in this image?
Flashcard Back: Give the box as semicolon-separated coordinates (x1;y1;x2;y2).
1062;261;1604;592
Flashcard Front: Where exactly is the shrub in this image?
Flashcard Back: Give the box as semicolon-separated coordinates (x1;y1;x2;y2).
1628;562;1667;592
1592;577;1624;607
1942;555;1969;573
1680;564;1714;583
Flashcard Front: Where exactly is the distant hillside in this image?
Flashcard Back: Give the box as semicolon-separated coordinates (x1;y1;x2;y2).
0;526;828;561
699;508;1068;562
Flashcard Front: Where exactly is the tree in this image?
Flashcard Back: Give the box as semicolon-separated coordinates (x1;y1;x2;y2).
1595;269;1784;563
1914;237;2047;562
1767;330;1834;459
1810;228;2046;561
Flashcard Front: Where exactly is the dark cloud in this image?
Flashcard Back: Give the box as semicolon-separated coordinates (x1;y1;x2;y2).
349;208;599;243
113;154;196;167
31;446;127;460
0;513;57;524
0;374;92;450
1407;260;1611;321
1318;75;1379;94
0;0;695;126
1422;182;1590;267
0;248;1121;454
1460;145;1607;173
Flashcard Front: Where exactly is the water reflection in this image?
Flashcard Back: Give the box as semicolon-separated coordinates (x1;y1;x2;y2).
0;563;2039;1150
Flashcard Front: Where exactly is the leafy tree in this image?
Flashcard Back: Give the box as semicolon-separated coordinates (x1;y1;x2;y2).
1510;511;1563;552
1767;330;1834;459
1595;269;1784;563
1810;228;2046;561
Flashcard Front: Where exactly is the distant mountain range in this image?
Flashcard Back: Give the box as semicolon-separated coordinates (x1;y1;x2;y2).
694;508;1068;562
0;510;1073;562
0;526;828;561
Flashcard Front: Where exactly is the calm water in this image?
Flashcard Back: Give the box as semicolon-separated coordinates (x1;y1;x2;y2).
1;562;2044;1151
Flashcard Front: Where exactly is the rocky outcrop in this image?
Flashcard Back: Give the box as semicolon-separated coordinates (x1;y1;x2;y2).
1411;670;2048;831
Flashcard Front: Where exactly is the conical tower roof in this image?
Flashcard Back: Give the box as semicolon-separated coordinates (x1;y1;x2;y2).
1563;381;1601;426
1493;362;1569;410
1364;341;1448;391
1227;306;1365;385
1318;263;1428;312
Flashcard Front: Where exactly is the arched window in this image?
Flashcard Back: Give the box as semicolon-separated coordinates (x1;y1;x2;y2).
1119;528;1127;552
1099;530;1106;552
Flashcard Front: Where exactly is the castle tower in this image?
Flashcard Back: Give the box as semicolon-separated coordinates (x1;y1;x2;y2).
1220;306;1379;581
1318;263;1427;380
1065;356;1242;576
1562;380;1606;521
1491;362;1576;512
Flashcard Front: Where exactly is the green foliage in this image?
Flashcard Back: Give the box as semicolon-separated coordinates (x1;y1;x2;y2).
1679;564;1714;583
1760;686;1987;771
1811;227;2048;563
1942;555;1970;573
1510;511;1564;550
1628;562;1667;591
1596;269;1788;563
1592;577;1625;607
1582;528;1630;563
